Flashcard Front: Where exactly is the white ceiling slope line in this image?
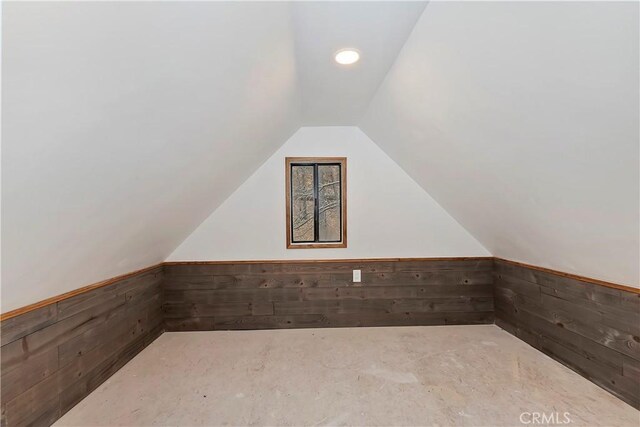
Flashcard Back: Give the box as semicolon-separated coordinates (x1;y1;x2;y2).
292;1;428;126
2;0;436;312
355;124;491;258
167;1;432;254
2;2;301;312
359;1;640;287
169;127;489;261
3;0;638;315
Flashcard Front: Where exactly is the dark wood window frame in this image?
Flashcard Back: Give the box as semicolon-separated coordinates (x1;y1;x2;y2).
285;157;347;249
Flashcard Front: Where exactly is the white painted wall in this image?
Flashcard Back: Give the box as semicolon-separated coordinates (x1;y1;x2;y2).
0;1;433;312
4;1;637;313
360;1;639;286
169;127;489;261
2;2;300;312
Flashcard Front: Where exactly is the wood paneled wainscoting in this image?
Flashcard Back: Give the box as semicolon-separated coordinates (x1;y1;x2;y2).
0;266;164;427
162;258;495;331
1;256;639;427
493;259;640;409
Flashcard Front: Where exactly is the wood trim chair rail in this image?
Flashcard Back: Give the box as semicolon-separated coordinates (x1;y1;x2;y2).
0;263;164;321
493;258;639;294
2;256;637;321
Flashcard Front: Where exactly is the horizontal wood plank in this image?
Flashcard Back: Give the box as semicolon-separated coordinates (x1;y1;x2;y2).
1;305;58;346
0;266;164;427
3;255;638;425
0;264;164;322
163;259;495;336
494;259;640;409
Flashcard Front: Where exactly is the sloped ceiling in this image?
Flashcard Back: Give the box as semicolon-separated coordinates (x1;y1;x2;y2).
169;126;488;261
2;1;638;311
291;1;427;125
1;1;427;311
360;1;639;287
2;2;302;311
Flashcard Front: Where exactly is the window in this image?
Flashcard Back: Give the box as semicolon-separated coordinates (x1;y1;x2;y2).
285;157;347;248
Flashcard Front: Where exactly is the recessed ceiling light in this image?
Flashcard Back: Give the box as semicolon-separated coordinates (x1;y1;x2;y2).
335;49;360;65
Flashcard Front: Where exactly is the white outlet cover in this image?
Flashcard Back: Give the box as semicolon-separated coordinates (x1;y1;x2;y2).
353;269;361;283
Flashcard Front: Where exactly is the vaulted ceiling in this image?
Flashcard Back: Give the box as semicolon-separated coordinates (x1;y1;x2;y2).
291;1;426;125
2;1;638;311
359;1;639;287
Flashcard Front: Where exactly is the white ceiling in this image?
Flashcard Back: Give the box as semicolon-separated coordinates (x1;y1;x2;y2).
291;1;427;125
360;1;639;286
2;1;301;311
2;1;638;311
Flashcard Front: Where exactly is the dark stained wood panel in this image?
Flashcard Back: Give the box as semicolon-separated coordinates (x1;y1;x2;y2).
162;259;495;333
0;264;164;322
0;305;58;346
494;259;640;409
494;258;639;294
0;266;164;427
4;255;637;426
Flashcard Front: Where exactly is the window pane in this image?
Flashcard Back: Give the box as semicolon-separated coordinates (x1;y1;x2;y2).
318;164;341;242
291;165;315;242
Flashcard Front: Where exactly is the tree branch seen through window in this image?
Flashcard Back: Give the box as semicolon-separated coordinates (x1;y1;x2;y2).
285;157;347;249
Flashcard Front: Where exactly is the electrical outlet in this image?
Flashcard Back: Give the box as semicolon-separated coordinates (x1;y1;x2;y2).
353;269;361;283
